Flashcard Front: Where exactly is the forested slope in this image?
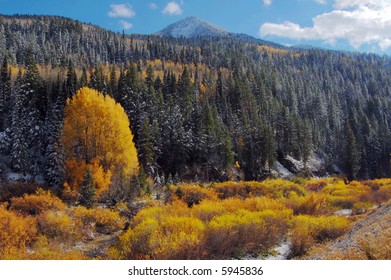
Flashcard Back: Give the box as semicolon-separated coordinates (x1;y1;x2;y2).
0;14;390;187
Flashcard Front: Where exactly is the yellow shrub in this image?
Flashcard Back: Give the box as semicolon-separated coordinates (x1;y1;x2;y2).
192;200;226;222
111;216;205;260
206;210;265;257
243;197;288;212
131;200;188;226
262;179;307;199
205;209;291;257
212;180;306;200
219;198;247;212
169;184;217;207
256;209;293;248
150;216;205;259
10;189;66;215
0;207;37;259
290;215;350;257
73;206;125;234
295;193;330;215
322;180;373;209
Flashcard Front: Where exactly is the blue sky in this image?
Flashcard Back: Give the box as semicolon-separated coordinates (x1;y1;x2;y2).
1;0;391;54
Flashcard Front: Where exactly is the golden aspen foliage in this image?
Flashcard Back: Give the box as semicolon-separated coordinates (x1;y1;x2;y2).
61;87;139;195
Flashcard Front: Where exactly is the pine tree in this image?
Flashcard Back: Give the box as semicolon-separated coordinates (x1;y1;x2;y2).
10;71;28;172
66;60;78;98
138;117;155;175
79;167;96;208
343;122;361;180
45;79;66;188
0;57;11;130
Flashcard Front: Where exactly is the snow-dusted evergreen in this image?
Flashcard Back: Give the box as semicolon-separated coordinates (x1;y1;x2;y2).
0;14;390;185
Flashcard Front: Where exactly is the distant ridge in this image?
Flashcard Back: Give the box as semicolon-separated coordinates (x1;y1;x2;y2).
156;16;228;38
156;16;287;49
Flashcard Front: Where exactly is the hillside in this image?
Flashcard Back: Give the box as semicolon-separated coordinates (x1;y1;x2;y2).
304;200;391;260
0;14;390;187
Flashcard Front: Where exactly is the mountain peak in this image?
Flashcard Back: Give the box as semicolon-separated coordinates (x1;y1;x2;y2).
156;16;228;38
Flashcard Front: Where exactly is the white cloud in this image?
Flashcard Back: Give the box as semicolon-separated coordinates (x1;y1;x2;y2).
119;20;133;30
259;0;391;50
315;0;327;4
149;3;158;10
162;1;183;15
108;3;136;18
263;0;272;6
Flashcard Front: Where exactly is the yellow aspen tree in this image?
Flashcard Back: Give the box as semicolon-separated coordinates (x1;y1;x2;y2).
61;87;139;195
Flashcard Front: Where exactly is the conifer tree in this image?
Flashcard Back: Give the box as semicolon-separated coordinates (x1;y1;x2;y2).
79;167;96;208
0;57;11;130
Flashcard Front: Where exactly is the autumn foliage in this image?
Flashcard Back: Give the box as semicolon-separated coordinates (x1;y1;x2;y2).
61;87;139;199
0;177;390;259
110;178;391;260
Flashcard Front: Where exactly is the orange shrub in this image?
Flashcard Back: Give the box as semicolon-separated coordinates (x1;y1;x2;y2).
26;235;87;260
0;207;37;259
36;210;76;240
361;179;391;204
302;178;334;192
10;189;66;215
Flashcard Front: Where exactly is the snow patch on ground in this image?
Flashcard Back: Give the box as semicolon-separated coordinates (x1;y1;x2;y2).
334;209;353;216
7;172;32;182
264;241;291;260
6;172;45;184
